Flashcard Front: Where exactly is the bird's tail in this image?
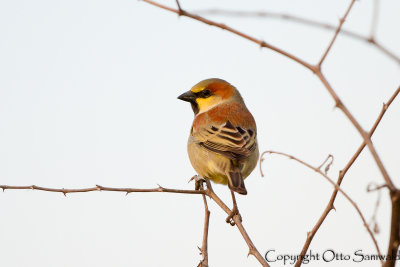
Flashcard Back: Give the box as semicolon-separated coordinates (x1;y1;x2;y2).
227;171;247;195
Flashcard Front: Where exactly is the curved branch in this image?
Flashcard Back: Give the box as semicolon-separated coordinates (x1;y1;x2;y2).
260;150;383;265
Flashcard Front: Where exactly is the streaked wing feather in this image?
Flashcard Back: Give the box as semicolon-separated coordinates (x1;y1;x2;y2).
197;121;256;160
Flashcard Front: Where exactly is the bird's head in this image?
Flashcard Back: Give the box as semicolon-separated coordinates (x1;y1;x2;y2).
178;78;242;115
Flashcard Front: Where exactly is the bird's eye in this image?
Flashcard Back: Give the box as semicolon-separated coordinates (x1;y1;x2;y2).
201;89;211;98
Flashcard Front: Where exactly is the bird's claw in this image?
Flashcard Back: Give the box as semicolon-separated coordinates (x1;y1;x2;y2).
226;206;242;226
188;175;206;190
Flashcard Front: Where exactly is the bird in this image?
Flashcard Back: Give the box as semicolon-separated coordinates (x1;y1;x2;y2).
178;78;259;225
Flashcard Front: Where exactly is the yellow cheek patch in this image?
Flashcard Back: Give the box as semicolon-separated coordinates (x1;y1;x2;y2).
196;96;221;112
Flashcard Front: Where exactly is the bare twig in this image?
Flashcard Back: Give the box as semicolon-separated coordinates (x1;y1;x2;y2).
197;181;210;267
175;0;183;15
259;156;266;178
367;183;389;193
260;150;382;263
318;0;356;67
317;154;334;174
370;0;379;40
367;183;383;234
196;9;400;64
294;85;400;266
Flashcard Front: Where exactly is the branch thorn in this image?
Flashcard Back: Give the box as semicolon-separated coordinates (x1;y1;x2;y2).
175;0;183;16
157;184;165;191
307;231;312;238
334;100;343;109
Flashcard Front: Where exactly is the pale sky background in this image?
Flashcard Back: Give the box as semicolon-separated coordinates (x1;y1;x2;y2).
0;0;399;266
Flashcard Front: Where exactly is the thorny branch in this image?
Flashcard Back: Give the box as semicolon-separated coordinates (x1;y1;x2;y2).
0;184;206;195
197;180;210;267
260;150;382;263
0;182;270;267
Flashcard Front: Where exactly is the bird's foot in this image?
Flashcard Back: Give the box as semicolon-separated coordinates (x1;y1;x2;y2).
226;206;242;226
189;175;206;190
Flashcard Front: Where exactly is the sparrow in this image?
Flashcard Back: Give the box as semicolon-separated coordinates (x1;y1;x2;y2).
178;78;259;225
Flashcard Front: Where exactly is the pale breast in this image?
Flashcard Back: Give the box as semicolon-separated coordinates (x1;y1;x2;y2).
187;135;230;184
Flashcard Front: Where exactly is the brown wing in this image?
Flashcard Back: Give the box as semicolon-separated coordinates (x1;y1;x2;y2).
195;120;256;160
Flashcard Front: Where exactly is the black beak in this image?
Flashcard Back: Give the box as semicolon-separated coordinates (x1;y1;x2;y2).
178;90;196;102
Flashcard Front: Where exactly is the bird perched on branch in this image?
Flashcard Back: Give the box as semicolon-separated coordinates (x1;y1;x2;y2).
178;78;259;225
